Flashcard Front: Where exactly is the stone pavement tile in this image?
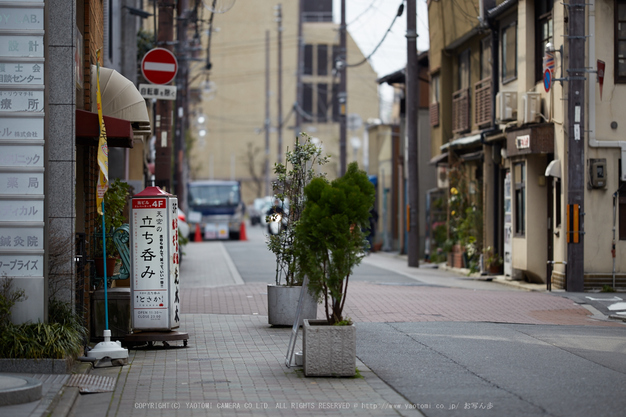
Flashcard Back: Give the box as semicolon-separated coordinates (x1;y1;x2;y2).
182;282;622;327
0;373;69;417
72;314;424;417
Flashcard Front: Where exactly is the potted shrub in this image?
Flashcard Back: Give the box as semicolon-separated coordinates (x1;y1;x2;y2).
295;162;375;377
93;179;131;277
484;246;503;274
266;134;328;326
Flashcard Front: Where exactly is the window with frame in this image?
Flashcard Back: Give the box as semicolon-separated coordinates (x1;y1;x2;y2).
535;0;554;82
332;83;340;122
317;45;328;76
480;37;492;80
502;22;517;83
304;44;313;75
514;162;526;236
302;83;313;120
616;1;626;82
317;83;328;122
458;49;470;90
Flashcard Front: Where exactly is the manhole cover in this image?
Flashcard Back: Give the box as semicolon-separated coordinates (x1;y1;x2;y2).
66;374;116;393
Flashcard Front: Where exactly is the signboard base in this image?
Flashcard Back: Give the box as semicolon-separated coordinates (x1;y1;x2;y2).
124;331;189;348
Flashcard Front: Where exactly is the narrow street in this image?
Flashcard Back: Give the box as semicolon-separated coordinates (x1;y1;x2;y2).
64;223;626;417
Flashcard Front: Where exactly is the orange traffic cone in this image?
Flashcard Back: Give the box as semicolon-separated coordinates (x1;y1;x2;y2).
194;224;202;242
239;221;247;241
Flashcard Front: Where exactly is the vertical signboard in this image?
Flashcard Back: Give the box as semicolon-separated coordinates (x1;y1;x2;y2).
0;1;46;322
503;171;512;277
130;187;180;331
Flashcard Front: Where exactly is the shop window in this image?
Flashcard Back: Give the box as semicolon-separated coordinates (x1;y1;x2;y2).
616;0;626;83
502;22;517;83
514;162;526;236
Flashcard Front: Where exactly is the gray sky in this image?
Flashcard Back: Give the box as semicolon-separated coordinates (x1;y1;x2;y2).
334;0;430;78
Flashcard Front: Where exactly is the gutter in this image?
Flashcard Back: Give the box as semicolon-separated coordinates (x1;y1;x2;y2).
588;0;626;181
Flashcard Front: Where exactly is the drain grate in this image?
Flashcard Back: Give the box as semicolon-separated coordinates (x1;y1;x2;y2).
66;374;116;393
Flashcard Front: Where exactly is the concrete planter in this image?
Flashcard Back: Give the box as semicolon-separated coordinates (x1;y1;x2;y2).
302;319;356;377
267;284;317;326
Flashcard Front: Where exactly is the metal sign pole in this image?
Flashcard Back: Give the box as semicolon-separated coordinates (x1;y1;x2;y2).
285;275;309;368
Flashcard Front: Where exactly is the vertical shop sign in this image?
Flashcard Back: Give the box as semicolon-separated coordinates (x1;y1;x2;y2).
131;187;180;330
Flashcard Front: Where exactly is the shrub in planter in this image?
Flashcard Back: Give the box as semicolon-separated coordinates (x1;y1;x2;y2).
295;162;374;376
266;134;328;326
295;162;375;325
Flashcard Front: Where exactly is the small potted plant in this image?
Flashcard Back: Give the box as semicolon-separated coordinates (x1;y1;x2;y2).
93;179;131;277
295;162;375;377
484;246;503;275
266;134;328;326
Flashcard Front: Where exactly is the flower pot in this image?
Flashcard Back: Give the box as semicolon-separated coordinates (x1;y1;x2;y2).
267;284;317;326
303;319;356;377
488;265;503;275
94;258;118;277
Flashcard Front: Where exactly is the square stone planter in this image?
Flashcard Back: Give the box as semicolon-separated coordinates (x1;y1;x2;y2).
302;319;356;377
267;284;317;327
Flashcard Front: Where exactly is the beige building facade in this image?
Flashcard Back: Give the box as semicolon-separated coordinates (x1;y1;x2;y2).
187;0;379;204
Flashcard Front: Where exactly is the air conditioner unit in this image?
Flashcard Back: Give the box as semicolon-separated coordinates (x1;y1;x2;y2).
522;92;541;124
496;91;517;122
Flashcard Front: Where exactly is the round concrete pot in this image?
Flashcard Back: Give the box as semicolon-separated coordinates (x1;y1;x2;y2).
267;284;317;326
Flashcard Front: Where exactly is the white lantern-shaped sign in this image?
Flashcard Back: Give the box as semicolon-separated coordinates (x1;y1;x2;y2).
130;187;180;330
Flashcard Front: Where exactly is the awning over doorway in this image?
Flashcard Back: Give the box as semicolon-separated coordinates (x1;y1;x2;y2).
545;159;561;178
90;65;151;140
75;109;134;148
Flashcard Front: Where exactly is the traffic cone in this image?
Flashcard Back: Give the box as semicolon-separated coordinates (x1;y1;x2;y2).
194;224;202;242
239;221;247;241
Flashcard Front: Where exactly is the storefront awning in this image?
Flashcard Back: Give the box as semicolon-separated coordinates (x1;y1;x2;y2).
429;152;449;166
440;134;482;151
545;159;561;178
90;65;151;140
75;109;134;148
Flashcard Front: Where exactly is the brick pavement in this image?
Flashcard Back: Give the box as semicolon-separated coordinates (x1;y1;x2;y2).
182;281;622;327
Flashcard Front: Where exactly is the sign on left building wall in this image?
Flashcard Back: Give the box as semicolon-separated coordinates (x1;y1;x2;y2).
0;1;46;323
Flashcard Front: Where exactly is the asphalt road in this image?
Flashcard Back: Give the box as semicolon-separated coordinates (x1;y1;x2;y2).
222;223;626;417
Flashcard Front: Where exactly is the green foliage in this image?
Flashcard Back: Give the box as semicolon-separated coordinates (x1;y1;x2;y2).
601;285;616;293
0;277;26;327
137;29;155;63
95;179;131;258
0;280;86;359
267;134;329;286
295;162;375;325
483;246;503;269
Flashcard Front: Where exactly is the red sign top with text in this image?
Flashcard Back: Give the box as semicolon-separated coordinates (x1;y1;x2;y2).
133;198;167;210
141;48;178;85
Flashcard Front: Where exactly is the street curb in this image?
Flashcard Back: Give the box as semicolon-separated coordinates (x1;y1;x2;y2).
44;362;92;417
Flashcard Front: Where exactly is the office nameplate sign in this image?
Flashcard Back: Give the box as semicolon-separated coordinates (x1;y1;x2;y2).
0;90;44;113
0;172;43;194
0;117;44;140
0;227;43;251
0;7;44;31
0;36;44;58
0;199;43;221
0;145;44;167
0;61;44;85
0;254;43;277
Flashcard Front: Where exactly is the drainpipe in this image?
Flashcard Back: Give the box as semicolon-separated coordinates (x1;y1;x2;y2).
588;0;626;180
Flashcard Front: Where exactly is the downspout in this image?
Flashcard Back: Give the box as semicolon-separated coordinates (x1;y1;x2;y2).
588;0;626;180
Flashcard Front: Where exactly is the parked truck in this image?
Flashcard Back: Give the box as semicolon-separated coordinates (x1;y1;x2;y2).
187;180;244;240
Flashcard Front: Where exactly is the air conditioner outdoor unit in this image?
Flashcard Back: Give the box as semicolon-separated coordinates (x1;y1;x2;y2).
496;91;517;122
522;92;541;124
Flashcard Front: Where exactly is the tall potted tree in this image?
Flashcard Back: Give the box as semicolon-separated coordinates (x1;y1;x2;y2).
266;134;328;326
295;162;375;376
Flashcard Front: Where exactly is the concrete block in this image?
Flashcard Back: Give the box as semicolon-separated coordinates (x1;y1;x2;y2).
303;319;356;377
267;284;317;326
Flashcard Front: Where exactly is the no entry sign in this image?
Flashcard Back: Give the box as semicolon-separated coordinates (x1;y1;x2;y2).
141;48;178;85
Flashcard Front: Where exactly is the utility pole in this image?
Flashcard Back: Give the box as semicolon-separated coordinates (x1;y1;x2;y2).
566;0;586;291
155;0;175;192
276;4;283;165
339;0;347;176
265;30;271;197
295;0;303;138
406;0;420;267
174;0;189;206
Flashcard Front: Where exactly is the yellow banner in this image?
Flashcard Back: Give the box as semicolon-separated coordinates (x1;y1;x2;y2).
96;50;108;215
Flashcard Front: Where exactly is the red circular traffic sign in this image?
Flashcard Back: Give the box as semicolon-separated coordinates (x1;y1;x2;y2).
141;48;178;85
